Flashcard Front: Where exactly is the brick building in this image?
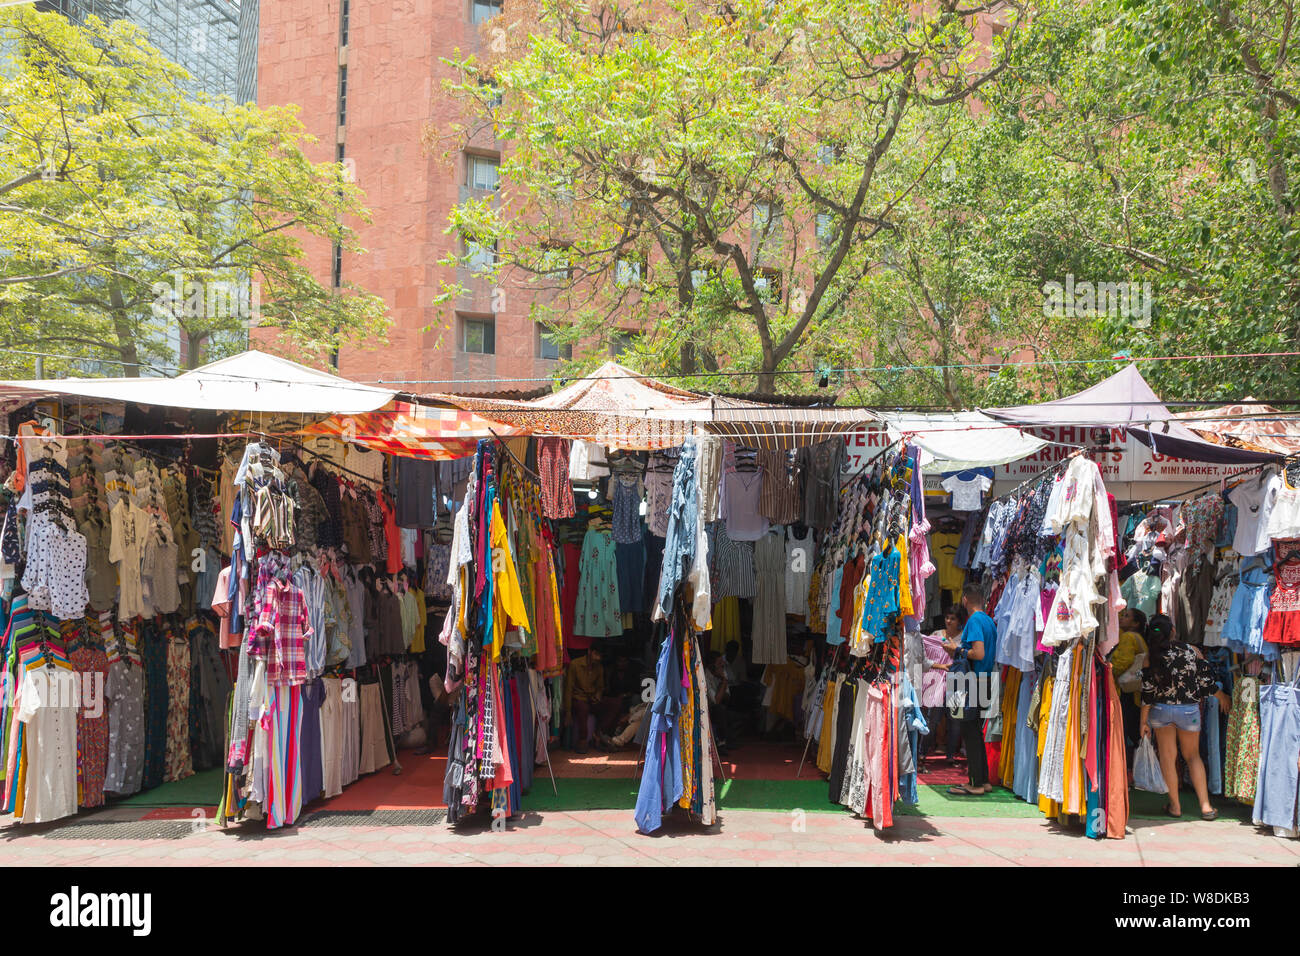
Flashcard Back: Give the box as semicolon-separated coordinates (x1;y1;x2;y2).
255;0;570;391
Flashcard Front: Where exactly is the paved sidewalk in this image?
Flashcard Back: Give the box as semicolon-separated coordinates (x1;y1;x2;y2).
2;808;1298;866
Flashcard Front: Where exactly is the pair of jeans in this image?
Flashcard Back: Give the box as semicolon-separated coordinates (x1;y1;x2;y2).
1202;697;1223;794
654;440;698;617
634;629;684;834
1253;677;1300;830
1147;702;1201;731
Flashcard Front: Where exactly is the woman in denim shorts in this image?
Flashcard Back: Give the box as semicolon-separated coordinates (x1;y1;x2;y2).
1139;614;1232;819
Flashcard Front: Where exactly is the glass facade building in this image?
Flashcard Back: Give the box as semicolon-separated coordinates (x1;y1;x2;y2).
35;0;251;101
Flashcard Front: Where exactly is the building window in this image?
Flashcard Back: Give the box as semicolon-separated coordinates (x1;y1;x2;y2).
466;154;500;191
754;267;782;304
337;66;348;126
537;325;572;360
471;0;503;24
816;212;836;253
340;0;350;46
690;268;711;290
479;76;502;111
817;141;843;166
332;244;342;288
753;201;783;236
615;256;643;287
464;236;497;274
460;315;496;354
540;245;572;280
610;330;639;357
752;201;783;259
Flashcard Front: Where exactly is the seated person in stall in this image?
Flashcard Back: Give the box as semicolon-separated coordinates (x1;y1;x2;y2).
564;646;621;754
1108;606;1148;764
704;651;734;756
721;640;764;737
596;655;652;752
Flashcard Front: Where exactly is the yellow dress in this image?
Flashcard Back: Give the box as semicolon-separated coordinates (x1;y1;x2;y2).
1037;673;1061;818
710;596;740;652
999;668;1021;785
816;678;838;774
896;534;914;619
488;507;530;663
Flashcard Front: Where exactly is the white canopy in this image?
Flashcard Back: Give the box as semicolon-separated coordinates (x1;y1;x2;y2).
0;350;396;415
880;411;1048;472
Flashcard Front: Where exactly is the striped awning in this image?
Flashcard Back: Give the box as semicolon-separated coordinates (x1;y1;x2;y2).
704;397;883;449
427;362;880;450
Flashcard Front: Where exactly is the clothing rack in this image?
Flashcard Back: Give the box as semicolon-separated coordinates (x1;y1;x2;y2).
841;434;906;486
263;434;386;487
1120;457;1291;511
490;430;541;483
992;451;1073;504
37;412;221;477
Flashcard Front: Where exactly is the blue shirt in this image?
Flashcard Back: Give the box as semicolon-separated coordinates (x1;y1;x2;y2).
961;610;998;675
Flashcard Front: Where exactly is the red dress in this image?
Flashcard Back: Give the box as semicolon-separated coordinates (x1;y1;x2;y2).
1261;537;1300;645
561;540;589;651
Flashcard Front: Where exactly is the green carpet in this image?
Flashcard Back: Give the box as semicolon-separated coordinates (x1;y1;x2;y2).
523;779;1042;817
1127;788;1253;821
111;768;224;808
522;779;1254;820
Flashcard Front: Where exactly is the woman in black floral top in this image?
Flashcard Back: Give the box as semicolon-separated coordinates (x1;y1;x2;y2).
1139;614;1231;819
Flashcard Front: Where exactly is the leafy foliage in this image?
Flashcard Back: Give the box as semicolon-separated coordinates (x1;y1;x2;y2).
0;8;387;376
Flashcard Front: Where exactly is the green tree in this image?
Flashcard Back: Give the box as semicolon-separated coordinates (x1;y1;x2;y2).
437;0;1024;393
0;8;387;376
977;0;1300;402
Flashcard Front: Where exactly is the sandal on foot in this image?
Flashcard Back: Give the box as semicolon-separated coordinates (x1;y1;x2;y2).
1202;808;1220;821
1163;803;1182;818
947;785;983;796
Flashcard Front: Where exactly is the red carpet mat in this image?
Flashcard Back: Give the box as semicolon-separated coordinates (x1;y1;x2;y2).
316;748;449;811
131;744;981;817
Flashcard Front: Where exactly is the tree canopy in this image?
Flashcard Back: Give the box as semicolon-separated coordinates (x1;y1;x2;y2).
0;7;387;377
438;0;1300;405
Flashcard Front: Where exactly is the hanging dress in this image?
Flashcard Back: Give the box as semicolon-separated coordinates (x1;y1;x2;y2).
140;622;169;791
537;438;576;520
751;532;788;665
785;527;815;617
1261;537;1300;647
70;642;110;808
1224;553;1278;660
574;528;622;638
1224;676;1261;802
164;632;194;783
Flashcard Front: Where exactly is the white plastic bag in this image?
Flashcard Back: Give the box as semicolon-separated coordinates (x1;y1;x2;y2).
1133;737;1167;793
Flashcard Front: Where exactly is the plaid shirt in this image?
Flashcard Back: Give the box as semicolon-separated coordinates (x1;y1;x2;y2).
249;577;312;686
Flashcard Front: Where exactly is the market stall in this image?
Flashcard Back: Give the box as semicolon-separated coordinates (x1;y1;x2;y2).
0;351;501;829
3;352;1298;842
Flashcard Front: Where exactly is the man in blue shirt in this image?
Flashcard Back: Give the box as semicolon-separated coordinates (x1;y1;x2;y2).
948;583;998;796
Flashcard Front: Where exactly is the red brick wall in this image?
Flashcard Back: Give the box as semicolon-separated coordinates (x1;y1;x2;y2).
255;0;563;391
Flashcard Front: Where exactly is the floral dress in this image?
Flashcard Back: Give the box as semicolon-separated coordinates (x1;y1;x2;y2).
164;634;194;782
1224;677;1261;802
574;528;621;638
70;644;111;807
